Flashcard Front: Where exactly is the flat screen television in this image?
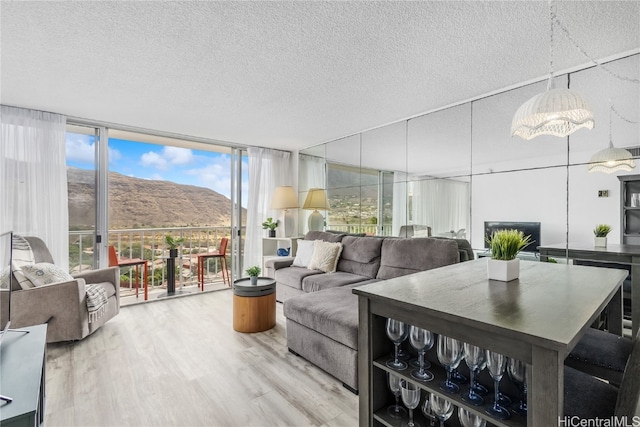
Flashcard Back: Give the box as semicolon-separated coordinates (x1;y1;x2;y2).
484;221;541;254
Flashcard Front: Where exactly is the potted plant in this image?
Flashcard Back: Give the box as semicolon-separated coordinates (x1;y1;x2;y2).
262;217;279;238
486;229;533;282
593;224;612;248
246;266;261;286
165;234;184;258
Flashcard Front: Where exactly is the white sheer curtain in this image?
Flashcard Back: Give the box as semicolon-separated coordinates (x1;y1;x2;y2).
411;178;469;236
243;147;293;270
299;154;326;231
1;106;69;269
392;171;408;236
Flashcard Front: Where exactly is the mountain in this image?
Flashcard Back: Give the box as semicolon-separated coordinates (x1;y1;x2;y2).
68;167;244;229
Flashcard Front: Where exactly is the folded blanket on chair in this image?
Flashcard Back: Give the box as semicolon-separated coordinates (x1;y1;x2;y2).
86;283;108;323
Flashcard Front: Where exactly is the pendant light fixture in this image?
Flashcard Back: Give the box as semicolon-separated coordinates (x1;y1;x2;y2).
588;104;635;174
511;0;594;140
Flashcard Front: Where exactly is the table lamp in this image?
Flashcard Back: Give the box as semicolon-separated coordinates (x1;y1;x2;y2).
303;188;330;232
270;186;298;237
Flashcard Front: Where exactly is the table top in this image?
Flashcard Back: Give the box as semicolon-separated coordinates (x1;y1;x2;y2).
539;242;640;256
233;277;275;296
353;259;626;353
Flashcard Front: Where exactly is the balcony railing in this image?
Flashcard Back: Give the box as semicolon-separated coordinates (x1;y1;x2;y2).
69;226;232;298
325;224;393;236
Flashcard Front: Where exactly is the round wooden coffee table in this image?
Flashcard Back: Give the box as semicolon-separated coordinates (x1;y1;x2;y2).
232;277;276;333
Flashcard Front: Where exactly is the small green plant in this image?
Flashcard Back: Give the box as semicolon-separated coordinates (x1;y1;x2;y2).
262;217;279;231
486;229;533;261
165;234;184;250
246;266;261;277
593;224;612;237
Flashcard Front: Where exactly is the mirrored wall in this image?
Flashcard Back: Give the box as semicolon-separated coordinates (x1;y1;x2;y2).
299;53;640;253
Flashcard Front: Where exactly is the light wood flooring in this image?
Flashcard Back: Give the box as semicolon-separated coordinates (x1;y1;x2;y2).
44;289;359;427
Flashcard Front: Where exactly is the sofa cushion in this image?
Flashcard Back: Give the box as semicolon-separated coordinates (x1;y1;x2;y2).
337;236;383;279
301;272;370;293
292;240;315;267
308;240;343;273
20;262;74;287
275;266;322;291
377;237;460;280
305;231;345;243
284;285;359;349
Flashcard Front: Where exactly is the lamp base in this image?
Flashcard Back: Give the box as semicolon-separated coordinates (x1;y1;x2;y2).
308;210;324;232
282;209;294;237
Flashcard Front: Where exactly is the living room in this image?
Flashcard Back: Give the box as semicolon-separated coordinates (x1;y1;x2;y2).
1;1;640;426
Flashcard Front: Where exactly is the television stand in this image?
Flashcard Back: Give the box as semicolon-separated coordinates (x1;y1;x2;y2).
0;324;46;426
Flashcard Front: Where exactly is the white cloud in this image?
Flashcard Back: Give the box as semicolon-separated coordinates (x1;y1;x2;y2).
139;146;193;170
65;135;95;164
141;151;168;170
65;134;122;165
186;155;233;199
164;146;194;166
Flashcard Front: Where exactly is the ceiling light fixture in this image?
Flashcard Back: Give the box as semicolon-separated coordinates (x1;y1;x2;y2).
511;0;594;140
588;104;636;174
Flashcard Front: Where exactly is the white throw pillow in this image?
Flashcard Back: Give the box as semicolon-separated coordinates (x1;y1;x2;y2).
19;263;74;287
308;240;343;273
292;240;315;268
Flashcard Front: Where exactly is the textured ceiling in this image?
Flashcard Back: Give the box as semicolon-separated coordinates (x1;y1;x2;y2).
1;1;638;151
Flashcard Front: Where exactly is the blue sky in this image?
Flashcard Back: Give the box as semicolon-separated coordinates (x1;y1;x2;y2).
66;133;249;207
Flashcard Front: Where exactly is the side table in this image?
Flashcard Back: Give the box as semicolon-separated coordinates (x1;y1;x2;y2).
233;277;276;333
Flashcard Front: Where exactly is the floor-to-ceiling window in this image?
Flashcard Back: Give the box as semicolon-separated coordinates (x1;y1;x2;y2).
65;125;247;304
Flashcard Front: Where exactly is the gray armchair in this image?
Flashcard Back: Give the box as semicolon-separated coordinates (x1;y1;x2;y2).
9;236;120;343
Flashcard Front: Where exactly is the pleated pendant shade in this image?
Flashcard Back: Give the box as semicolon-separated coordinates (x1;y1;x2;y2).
588;142;635;174
511;88;595;140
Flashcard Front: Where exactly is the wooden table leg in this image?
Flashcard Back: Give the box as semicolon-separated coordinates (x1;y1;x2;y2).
530;345;563;426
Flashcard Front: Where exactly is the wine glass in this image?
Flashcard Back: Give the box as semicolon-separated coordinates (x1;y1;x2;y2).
471;357;489;396
462;343;485;406
387;372;407;418
429;393;454;427
484;350;511;420
421;398;436;426
437;334;463;394
386;318;409;370
400;379;422;427
508;358;527;416
458;407;486;427
410;326;434;382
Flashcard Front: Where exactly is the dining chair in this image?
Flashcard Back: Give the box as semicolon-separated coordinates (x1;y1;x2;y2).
566;327;633;387
196;238;230;290
108;245;149;300
564;327;640;419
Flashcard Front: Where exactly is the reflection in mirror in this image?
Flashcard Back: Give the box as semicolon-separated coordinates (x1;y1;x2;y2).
410;176;470;239
471;76;568;175
407;104;472;179
471;168;567;252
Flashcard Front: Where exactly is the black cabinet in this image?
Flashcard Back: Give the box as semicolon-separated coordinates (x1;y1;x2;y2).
619;175;640;245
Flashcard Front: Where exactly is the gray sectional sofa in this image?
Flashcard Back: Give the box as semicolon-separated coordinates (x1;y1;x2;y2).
265;231;473;392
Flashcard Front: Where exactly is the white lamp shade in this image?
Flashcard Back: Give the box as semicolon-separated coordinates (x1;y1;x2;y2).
270;186;299;209
588;145;636;174
303;188;330;210
511;88;595;140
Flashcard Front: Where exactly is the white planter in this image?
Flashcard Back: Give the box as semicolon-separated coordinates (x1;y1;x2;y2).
594;237;607;248
487;258;520;282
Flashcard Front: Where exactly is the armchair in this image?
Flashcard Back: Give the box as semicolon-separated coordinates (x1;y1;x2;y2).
9;236;120;343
